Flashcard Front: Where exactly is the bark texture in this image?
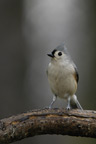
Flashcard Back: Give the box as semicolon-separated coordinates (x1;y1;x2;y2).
0;108;96;143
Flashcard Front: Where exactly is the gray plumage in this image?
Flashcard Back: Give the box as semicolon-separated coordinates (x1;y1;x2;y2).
47;43;83;110
55;42;68;54
52;43;69;57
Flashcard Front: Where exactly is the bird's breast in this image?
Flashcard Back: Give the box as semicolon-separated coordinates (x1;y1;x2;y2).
47;62;77;98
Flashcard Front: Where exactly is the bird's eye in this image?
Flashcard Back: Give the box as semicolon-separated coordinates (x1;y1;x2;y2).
58;52;62;56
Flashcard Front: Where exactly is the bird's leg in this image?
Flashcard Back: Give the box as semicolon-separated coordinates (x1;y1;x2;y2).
66;96;71;110
74;95;83;110
49;95;57;109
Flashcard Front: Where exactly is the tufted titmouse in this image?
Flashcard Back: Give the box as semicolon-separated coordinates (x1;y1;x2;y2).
47;43;83;110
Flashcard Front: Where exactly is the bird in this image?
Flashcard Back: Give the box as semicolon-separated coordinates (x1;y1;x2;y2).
47;43;83;110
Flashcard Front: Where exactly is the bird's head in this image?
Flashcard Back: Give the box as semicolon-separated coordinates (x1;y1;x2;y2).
47;43;69;61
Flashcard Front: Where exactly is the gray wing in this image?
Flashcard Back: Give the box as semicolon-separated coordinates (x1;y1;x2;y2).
74;66;79;83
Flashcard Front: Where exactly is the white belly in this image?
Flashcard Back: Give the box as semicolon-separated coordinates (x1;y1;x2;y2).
47;63;77;99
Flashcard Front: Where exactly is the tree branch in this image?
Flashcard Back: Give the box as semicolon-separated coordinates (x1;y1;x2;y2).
0;108;96;143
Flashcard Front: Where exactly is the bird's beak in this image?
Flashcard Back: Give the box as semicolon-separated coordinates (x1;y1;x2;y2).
47;53;54;58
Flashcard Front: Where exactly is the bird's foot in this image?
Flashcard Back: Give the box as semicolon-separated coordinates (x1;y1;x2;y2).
66;105;71;110
42;105;52;110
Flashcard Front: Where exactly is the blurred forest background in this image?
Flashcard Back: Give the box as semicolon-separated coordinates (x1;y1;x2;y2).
0;0;96;144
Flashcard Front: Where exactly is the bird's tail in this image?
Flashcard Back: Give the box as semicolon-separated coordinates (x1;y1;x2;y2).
70;95;83;110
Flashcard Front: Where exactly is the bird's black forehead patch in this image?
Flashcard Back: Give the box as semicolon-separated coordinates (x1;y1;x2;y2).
52;49;57;56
